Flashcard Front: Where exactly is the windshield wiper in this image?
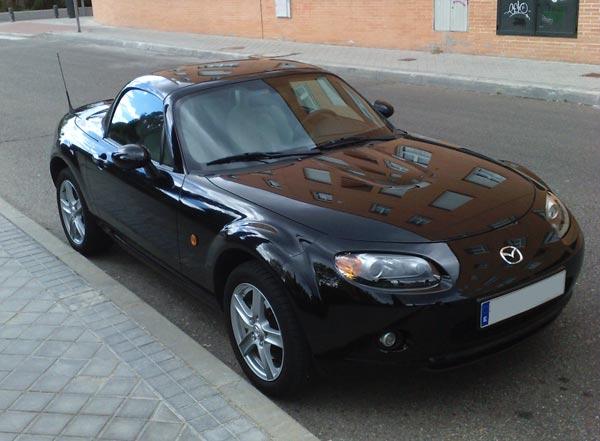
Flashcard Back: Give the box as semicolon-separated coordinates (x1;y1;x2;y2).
316;135;396;150
206;149;320;166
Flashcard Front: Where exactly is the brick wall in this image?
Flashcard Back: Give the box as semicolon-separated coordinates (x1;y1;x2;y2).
92;0;600;64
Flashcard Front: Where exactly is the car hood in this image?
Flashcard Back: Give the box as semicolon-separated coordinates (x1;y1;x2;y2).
207;135;535;243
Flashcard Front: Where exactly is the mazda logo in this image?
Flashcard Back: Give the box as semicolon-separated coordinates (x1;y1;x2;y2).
499;246;524;265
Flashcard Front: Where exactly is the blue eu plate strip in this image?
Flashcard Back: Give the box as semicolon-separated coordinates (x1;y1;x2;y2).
480;301;490;328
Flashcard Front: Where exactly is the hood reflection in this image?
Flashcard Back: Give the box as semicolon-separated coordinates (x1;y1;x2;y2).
209;136;535;242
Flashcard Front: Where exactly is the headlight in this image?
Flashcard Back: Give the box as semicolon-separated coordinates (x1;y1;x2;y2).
545;192;570;238
334;253;440;289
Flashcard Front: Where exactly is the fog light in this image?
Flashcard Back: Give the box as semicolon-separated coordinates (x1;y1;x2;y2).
379;332;397;348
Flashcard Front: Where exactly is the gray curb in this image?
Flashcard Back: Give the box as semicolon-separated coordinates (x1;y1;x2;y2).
0;195;319;441
39;32;600;107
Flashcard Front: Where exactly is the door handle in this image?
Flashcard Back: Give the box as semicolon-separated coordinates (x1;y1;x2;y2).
92;153;108;168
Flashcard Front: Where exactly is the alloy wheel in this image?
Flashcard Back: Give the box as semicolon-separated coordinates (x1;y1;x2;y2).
59;180;86;246
230;283;284;381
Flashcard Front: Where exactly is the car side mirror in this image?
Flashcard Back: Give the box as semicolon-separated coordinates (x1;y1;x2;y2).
112;144;150;170
373;100;394;118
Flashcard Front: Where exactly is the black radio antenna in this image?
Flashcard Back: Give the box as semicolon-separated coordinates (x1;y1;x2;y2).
56;53;74;113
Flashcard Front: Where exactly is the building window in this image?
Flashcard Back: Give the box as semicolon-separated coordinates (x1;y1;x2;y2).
465;167;506;188
313;192;333;202
497;0;579;37
394;146;432;167
370;204;392;216
431;191;473;211
275;0;291;18
304;168;331;184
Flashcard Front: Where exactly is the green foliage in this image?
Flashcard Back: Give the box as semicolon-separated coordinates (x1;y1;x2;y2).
0;0;5;13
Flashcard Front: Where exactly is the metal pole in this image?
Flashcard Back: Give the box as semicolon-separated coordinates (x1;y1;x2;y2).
53;4;59;19
80;0;86;16
73;0;81;33
8;7;15;22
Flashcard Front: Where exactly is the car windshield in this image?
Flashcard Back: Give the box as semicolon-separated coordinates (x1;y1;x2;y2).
175;73;393;168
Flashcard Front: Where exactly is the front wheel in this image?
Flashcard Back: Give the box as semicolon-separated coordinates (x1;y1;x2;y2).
56;168;111;255
224;261;312;397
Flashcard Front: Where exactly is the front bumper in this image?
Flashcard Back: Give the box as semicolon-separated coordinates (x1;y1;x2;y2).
305;217;584;368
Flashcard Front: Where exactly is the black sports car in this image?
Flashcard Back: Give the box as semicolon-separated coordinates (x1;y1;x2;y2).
50;59;584;396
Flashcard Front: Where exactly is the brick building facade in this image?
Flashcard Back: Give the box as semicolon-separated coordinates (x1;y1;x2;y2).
92;0;600;64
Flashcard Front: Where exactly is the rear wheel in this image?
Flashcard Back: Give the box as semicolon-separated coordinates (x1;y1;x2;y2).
56;168;111;255
224;261;312;397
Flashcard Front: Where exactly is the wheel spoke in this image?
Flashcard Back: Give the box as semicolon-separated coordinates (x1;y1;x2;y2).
60;198;71;214
65;182;76;203
238;331;255;356
258;344;275;380
73;217;85;239
232;294;253;327
262;324;283;348
251;290;265;320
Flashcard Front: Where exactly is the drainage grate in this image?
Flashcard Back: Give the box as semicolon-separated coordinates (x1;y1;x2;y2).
582;72;600;78
399;57;417;62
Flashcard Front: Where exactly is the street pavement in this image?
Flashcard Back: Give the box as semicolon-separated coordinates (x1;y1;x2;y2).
3;17;600;105
0;36;599;441
0;212;269;441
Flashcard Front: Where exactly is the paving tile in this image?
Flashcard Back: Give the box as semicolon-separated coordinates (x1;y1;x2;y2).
0;389;22;410
0;433;16;441
26;413;72;436
34;340;71;358
22;300;55;313
0;371;41;391
12;435;53;441
63;376;106;395
131;382;158;400
0;411;37;432
97;377;138;396
2;340;42;356
177;426;203;441
212;405;241;423
199;396;229;412
188;414;219;432
17;325;57;341
201;426;236;441
15;357;54;374
138;421;183;441
44;393;89;414
30;373;72;393
7;313;41;326
80;357;118;377
0;324;27;339
62;414;109;438
49;359;86;377
0;354;26;370
237;428;268;441
152;403;181;423
177;404;207;421
99;417;146;440
224;418;255;435
62;342;101;360
81;396;123;415
50;326;85;342
117;398;158;419
9;392;54;412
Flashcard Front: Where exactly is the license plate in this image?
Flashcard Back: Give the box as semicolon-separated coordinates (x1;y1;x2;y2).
480;270;566;328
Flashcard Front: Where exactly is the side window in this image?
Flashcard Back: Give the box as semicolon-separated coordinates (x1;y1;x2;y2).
108;89;165;163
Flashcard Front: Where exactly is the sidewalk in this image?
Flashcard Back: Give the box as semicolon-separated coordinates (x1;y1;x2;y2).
0;197;317;441
1;17;600;106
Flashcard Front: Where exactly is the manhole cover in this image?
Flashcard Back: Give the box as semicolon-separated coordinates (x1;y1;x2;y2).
582;72;600;78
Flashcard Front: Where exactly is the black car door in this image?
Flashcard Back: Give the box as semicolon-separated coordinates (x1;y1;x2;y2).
84;88;183;270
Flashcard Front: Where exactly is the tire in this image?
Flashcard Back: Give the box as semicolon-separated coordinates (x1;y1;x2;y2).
224;260;312;397
56;168;111;255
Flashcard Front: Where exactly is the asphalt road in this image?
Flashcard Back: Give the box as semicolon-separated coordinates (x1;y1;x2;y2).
1;36;599;441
